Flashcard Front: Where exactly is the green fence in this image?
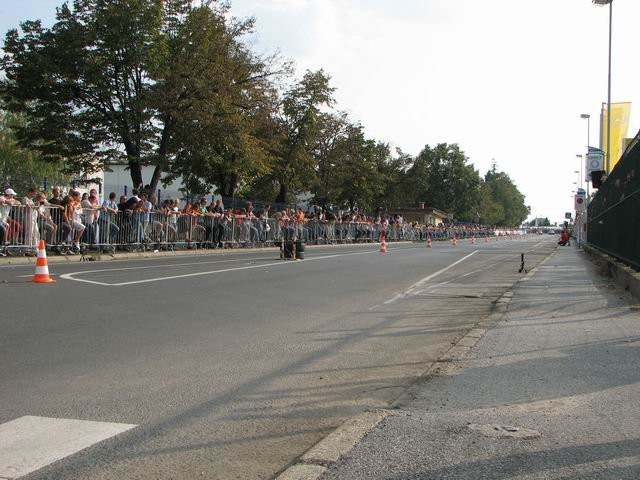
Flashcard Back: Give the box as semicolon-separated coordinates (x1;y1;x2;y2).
587;132;640;270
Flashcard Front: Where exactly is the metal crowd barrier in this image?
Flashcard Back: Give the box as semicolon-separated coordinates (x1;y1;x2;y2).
0;204;499;256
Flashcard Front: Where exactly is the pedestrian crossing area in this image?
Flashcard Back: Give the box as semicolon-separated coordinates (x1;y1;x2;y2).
0;416;136;479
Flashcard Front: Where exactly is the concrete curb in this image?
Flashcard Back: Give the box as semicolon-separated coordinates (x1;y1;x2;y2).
273;410;396;480
583;245;640;301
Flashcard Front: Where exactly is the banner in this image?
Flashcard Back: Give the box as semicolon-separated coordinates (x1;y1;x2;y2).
600;102;632;172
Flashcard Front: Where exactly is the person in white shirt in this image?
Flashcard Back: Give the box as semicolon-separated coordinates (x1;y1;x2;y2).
21;187;40;253
35;193;57;246
100;192;120;244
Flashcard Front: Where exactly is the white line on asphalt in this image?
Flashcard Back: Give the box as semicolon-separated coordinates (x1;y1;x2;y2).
461;269;483;277
59;250;379;286
0;416;136;479
384;251;479;304
14;257;274;280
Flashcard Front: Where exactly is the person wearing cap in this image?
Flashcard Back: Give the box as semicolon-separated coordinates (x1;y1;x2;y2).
0;194;9;255
1;188;23;251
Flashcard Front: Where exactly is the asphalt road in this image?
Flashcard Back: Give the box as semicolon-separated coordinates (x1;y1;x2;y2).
0;237;556;479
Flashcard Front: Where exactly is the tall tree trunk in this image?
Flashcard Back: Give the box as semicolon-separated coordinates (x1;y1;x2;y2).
129;160;143;190
218;173;238;199
275;183;287;205
149;120;173;197
149;164;163;197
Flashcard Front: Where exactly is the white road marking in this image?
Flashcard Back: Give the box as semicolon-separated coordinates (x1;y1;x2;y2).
60;250;379;286
0;416;136;479
384;251;479;304
461;269;483;277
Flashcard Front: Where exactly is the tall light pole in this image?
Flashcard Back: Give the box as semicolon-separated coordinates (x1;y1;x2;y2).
579;114;591;198
576;155;583;191
593;0;613;174
580;113;590;149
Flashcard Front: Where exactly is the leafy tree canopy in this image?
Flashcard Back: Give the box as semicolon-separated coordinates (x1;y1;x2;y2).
0;110;71;193
1;0;286;196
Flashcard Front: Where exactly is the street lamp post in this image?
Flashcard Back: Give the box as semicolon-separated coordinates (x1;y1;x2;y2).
580;114;591;150
579;114;590;196
575;155;583;191
593;0;613;174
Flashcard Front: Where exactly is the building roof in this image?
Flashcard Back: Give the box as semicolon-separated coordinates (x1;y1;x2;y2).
391;206;448;217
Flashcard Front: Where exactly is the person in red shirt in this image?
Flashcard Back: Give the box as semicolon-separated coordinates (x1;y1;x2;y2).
558;228;570;246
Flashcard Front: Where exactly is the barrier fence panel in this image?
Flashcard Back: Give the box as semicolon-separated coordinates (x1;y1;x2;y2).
0;201;503;257
587;133;640;270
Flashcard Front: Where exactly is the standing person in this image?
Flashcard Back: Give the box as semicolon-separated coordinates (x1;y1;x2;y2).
210;199;225;247
48;187;63;206
2;189;22;249
21;186;40;254
258;204;271;242
117;195;128;211
245;205;259;245
35;193;57;246
64;190;85;252
123;189;143;243
81;191;100;245
0;193;14;256
165;199;179;244
47;187;64;245
197;197;212;245
100;192;120;244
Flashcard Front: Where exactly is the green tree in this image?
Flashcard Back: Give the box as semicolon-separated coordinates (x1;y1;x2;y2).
309;111;350;207
404;143;481;220
376;148;413;211
271;69;335;204
326;123;389;211
0;110;70;193
2;0;164;186
476;182;504;226
1;0;285;196
480;164;529;226
154;4;286;198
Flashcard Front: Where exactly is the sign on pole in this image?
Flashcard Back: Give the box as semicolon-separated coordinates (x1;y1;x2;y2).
586;147;604;181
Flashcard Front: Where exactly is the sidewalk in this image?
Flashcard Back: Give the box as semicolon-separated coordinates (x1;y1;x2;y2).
318;246;640;479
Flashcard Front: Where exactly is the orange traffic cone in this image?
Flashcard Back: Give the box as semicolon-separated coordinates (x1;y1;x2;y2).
427;235;432;248
471;236;476;244
452;235;458;246
380;238;388;254
32;240;55;283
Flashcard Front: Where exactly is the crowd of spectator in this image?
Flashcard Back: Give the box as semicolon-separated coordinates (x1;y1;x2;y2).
0;185;517;256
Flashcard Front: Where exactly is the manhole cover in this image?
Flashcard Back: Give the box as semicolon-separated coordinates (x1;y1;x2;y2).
467;423;541;439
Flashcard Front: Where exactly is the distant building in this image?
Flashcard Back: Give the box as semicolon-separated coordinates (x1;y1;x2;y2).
103;163;186;203
391;203;448;225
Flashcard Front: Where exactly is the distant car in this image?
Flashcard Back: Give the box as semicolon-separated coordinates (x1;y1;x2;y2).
547;231;555;235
